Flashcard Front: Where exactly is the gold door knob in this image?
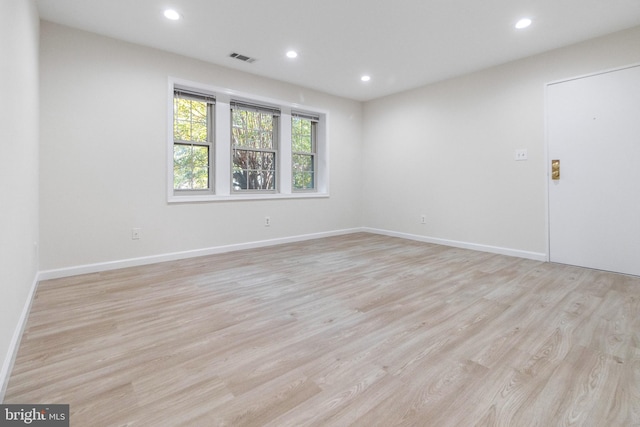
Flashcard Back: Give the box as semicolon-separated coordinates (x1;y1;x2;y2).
551;160;560;180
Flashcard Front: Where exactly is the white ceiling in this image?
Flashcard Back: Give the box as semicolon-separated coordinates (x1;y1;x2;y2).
35;0;640;101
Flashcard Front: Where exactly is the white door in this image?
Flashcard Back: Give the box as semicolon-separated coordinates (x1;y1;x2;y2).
547;65;640;276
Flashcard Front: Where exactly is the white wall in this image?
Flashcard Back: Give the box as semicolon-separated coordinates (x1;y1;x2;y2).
39;22;363;272
362;26;640;258
38;22;640;271
0;0;40;398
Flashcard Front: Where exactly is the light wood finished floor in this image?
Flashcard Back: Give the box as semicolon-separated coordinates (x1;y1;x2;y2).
5;233;640;426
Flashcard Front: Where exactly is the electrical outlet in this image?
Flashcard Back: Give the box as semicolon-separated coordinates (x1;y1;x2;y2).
264;217;271;227
421;214;426;224
132;228;141;240
514;149;528;161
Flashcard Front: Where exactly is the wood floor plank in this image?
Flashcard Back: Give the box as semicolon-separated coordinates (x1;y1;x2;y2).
4;232;640;426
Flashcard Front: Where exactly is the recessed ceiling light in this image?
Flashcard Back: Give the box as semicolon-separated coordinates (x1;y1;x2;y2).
164;9;181;20
361;75;371;82
286;50;298;59
515;18;532;29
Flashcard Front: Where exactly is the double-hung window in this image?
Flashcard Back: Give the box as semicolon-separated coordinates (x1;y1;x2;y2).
172;90;214;191
231;102;279;191
169;78;328;202
291;112;318;191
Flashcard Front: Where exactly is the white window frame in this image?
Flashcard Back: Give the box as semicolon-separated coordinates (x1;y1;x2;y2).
167;77;329;203
231;101;280;193
172;89;215;195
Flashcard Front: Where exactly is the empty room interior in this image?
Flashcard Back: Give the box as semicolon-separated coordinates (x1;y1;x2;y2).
2;0;640;425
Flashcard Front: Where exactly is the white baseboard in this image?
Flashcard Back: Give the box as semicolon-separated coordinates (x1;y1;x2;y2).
363;227;548;262
0;273;40;402
39;227;547;281
38;228;364;281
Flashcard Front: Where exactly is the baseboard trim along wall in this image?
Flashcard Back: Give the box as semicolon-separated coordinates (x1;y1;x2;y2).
38;228;363;281
0;274;40;402
363;227;548;262
39;227;547;282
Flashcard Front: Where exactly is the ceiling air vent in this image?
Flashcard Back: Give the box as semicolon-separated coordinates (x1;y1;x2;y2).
229;52;256;63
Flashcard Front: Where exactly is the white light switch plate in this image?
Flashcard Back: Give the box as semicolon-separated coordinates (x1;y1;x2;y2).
515;149;528;161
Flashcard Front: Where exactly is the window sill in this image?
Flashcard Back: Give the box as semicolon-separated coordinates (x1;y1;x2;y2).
168;191;329;204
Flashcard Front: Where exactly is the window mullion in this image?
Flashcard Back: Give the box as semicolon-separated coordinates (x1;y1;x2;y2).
280;112;292;194
215;99;231;195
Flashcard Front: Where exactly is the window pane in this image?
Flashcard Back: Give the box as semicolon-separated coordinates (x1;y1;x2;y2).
232;109;274;149
231;127;245;147
260;113;273;133
292;116;315;191
174;98;208;142
292;117;312;152
293;154;314;189
247;130;260;149
260;131;272;149
293;172;314;190
292;154;313;172
232;149;276;190
174;145;209;190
